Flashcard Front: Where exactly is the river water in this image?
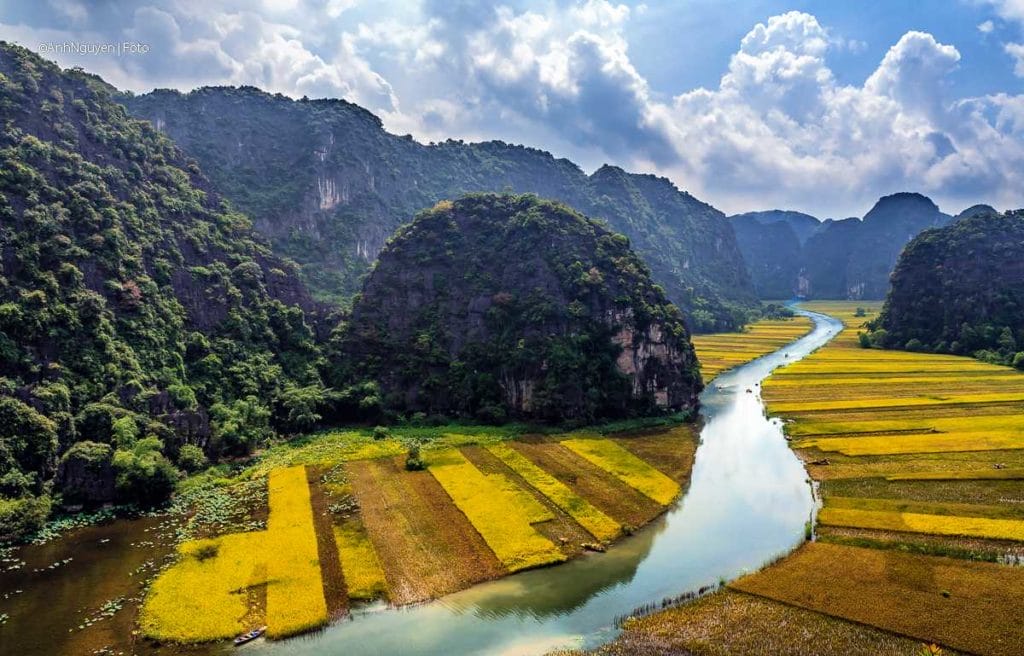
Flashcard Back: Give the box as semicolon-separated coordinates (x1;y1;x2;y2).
251;309;843;656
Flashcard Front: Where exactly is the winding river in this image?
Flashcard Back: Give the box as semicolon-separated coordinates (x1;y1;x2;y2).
250;309;843;656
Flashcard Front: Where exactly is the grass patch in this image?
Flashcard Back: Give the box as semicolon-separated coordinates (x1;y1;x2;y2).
888;469;1024;481
562;438;680;505
426;449;566;572
485;443;620;542
140;532;264;643
141;465;328;642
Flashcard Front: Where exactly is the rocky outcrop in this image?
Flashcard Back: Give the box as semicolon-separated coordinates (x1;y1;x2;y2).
874;210;1024;364
332;194;702;423
56;442;115;505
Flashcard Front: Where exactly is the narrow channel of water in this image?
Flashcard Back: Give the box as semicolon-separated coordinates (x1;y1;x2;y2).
252;309;843;656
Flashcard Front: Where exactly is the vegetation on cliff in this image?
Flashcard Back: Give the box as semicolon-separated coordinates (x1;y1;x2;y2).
0;42;327;539
123;86;756;331
869;210;1024;367
331;194;702;424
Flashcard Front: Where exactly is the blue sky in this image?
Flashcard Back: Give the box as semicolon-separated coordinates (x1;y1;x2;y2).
2;1;1023;218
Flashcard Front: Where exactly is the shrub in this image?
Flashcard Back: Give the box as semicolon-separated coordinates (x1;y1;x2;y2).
1013;352;1024;371
177;445;208;473
0;494;51;542
372;426;388;441
404;445;425;471
857;332;871;349
112;437;179;507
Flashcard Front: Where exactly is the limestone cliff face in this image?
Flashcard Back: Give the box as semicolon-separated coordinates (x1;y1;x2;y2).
332;194;702;423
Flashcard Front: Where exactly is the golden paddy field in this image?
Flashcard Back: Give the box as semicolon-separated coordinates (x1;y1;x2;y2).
690;315;814;379
139;427;696;642
736;301;1024;655
589;304;1024;656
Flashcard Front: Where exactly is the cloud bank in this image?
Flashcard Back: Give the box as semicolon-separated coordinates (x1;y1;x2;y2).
2;1;1023;217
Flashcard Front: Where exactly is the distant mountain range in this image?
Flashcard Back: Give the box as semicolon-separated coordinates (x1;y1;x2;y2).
730;193;995;300
122;87;756;332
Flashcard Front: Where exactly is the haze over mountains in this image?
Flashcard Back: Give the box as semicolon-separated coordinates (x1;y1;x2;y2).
730;194;998;300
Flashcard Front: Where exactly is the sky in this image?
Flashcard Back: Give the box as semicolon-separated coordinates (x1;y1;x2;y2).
2;0;1023;218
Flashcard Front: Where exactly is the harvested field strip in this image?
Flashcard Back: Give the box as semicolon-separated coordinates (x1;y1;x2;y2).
888;469;1024;481
562;438;680;505
798;450;1024;481
786;411;1024;436
461;446;591;556
612;429;697;483
508;442;663;527
485;443;620;542
770;392;1024;413
795;432;1024;456
818;508;1024;541
140;532;265;642
824;495;1024;520
731;542;1024;656
426;448;567;572
264;466;329;638
306;466;346;619
333;521;388;602
600;589;940;656
347;457;503;604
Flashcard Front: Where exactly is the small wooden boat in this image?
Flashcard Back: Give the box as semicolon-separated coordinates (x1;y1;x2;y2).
233;626;267;646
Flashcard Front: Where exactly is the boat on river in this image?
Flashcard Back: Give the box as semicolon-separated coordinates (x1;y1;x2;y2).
234;626;267;646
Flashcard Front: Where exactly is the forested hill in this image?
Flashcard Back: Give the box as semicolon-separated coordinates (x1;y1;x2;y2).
0;42;327;537
331;193;702;423
872;209;1024;367
729;193;954;300
122;86;755;332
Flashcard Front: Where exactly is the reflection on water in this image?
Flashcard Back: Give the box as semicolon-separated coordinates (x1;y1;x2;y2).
256;310;843;656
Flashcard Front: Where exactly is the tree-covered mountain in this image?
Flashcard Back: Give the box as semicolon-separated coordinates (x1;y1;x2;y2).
870;210;1024;367
0;43;328;538
730;211;820;298
122;86;755;332
729;193;954;299
330;194;702;424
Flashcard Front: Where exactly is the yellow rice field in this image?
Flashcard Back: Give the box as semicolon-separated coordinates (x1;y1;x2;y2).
819;507;1024;541
486;443;621;542
143;429;697;643
141;465;328;642
767;300;1024;549
425;448;568;572
264;466;329;638
692;316;813;380
140;532;265;643
334;521;388;601
562;438;680;505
